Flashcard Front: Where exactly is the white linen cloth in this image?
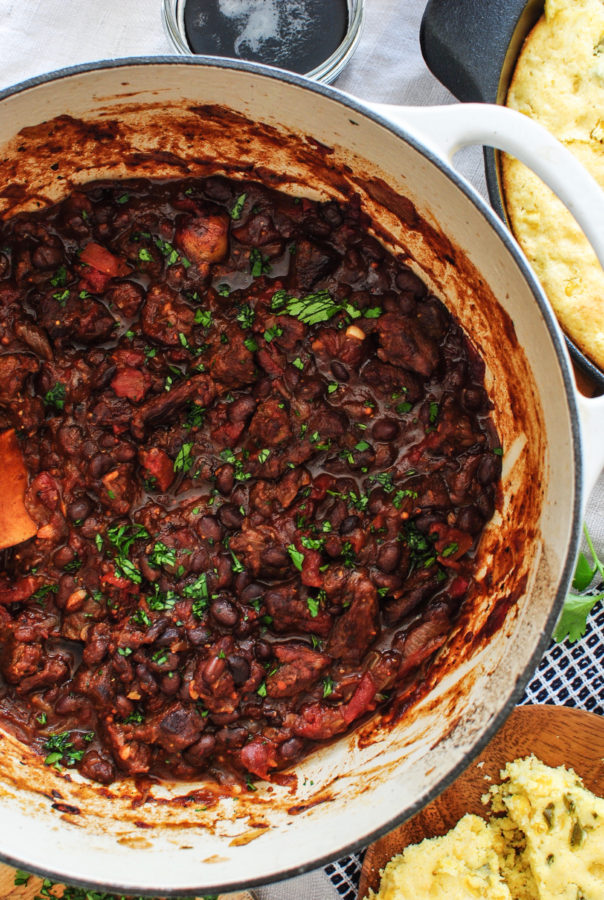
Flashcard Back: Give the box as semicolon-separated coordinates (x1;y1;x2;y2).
0;1;601;898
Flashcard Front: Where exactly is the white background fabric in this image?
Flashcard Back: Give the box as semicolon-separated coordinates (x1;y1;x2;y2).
0;1;601;897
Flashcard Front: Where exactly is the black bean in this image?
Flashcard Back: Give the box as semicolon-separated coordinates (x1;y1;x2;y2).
88;454;111;479
395;267;427;298
197;515;223;542
371;418;400;442
377;542;401;574
254;639;273;661
477;454;502;486
457;506;485;534
261;546;290;568
330;361;349;382
218;502;243;529
215;464;235;495
340;515;360;535
67;498;92;522
228;654;250;685
210;597;239;628
188;626;211;646
240;582;264;604
279;737;305;760
115;442;137;462
54;545;75;569
203;655;226;683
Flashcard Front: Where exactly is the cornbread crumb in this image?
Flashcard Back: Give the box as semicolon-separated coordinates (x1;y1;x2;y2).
370;756;604;900
503;0;604;370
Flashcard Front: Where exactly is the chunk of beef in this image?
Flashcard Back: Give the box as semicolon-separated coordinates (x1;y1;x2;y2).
141;284;195;346
266;642;330;698
327;574;379;663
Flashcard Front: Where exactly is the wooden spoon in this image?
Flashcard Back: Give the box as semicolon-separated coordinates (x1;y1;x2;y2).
0;429;37;550
0;864;255;900
359;705;604;898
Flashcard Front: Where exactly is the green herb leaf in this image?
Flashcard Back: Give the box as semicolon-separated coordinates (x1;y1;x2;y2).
555;525;604;643
43;382;66;412
236;304;255;329
138;247;153;262
174;442;194;474
195;308;212;328
287;544;305;571
257;448;271;463
231;192;247;220
250;248;271;278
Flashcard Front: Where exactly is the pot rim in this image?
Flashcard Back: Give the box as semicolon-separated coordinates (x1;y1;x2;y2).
0;55;585;893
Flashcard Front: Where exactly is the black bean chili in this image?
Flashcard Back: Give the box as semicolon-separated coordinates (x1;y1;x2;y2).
0;176;501;786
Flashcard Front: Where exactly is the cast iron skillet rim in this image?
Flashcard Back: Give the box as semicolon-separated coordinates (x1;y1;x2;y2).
0;54;585;894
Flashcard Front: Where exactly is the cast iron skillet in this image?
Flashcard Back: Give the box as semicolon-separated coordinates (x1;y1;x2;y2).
420;0;604;392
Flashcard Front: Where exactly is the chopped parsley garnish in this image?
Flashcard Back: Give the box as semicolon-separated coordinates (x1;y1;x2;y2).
271;289;381;326
250;248;271;277
395;401;413;414
231;192;247;220
194;308;213;328
185;402;204;430
131;607;151;628
148;541;178;569
236;304;255;329
257;681;267;697
441;541;459;558
257;448;271;464
322;677;335;698
183;573;209;617
370;472;395;493
50;265;67;287
174;442;194;474
43;382;66;412
155;237;188;267
307;596;320;618
53;288;70;305
392;489;418;509
116;193;129;204
287;544;305;571
219;448;251;481
244;336;259;352
264;324;283;342
292;357;304;370
43;731;93;768
138;247;153;262
428;401;440;424
146;585;178;611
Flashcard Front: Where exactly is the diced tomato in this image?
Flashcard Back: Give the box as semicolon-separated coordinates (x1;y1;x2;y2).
80;242;130;277
138;447;174;492
110;367;151;403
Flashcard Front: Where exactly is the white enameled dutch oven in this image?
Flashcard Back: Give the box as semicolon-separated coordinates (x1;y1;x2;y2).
0;59;603;896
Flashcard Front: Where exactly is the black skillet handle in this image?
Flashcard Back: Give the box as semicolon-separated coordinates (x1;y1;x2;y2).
420;0;534;103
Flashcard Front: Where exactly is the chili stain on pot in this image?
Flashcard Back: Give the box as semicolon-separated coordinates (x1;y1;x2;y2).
183;0;348;74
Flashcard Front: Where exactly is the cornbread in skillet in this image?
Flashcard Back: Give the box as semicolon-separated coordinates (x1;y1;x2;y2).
503;0;604;371
369;755;604;899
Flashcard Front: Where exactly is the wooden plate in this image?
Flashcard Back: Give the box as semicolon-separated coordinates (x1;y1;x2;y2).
359;704;604;899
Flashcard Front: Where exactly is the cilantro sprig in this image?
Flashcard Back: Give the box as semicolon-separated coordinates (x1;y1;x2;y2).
271;289;382;327
554;524;604;643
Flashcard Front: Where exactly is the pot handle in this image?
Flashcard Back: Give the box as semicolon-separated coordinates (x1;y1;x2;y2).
365;101;604;497
419;0;530;103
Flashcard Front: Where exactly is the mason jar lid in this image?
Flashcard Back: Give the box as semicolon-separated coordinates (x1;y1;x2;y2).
162;0;364;84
